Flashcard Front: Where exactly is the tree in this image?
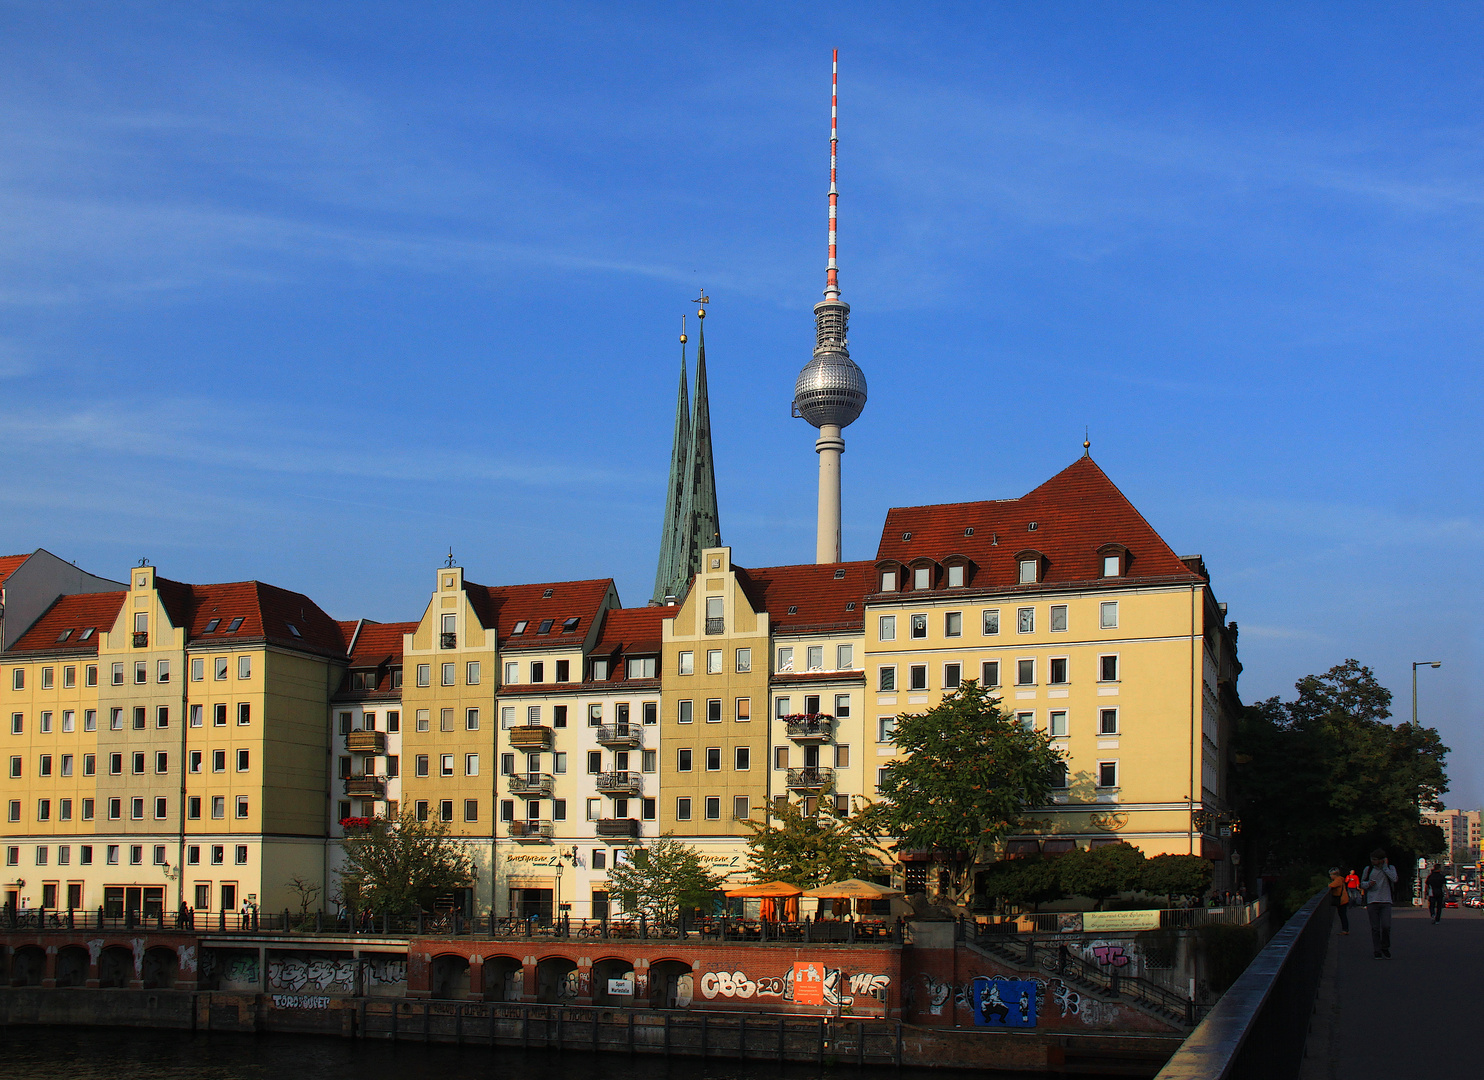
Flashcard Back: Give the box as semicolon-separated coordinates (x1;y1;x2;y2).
1140;855;1213;902
1057;843;1146;909
286;875;323;920
742;797;890;887
876;681;1065;902
337;810;474;916
979;856;1066;911
1233;659;1450;897
605;835;724;923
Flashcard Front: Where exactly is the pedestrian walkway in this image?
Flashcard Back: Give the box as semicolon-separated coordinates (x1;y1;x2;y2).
1303;903;1482;1079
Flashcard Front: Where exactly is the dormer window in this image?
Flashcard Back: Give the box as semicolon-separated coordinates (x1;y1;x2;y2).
1103;555;1119;576
590;658;609;681
1016;553;1042;585
561;617;580;633
1098;544;1129;578
511;620;527;636
226;617;244;632
537;619;554;635
913;566;931;590
880;570;897;591
204;618;220;633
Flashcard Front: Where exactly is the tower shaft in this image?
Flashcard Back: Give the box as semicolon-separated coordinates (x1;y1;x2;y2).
815;424;844;563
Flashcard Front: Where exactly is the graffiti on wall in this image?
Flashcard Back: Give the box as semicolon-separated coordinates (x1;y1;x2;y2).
1088;945;1130;968
697;965;891;1007
970;977;1037;1028
269;957;357;992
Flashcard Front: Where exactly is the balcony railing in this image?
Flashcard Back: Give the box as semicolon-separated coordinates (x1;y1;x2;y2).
595;724;641;748
132;632;148;648
784;715;834;742
346;730;386;754
344;775;386;798
786;766;834;791
440;632;457;649
596;818;640;838
595;771;641;795
507;726;553;749
508;820;553;841
704;617;724;635
507;772;554;796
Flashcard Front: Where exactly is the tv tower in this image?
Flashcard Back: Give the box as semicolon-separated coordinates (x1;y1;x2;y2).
792;49;867;565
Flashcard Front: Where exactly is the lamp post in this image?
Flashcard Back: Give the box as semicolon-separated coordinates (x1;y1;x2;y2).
555;861;563;929
1412;661;1442;726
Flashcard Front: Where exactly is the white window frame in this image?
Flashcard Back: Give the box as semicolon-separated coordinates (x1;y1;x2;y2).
1100;601;1119;629
878;615;896;641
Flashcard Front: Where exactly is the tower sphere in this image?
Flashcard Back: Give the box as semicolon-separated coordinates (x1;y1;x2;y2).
794;344;867;428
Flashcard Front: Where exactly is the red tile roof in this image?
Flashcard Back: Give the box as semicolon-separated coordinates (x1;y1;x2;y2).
732;561;875;633
347;620;417;667
594;606;667;654
0;554;29;586
462;577;614;650
7;591;126;655
873;456;1203;592
157;578;350;659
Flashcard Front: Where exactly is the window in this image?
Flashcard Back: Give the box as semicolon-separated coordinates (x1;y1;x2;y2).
774;745;789;769
1050;761;1069;788
440;754;454;777
706;699;722;723
37;799;50;821
774;696;790;719
189;704;202;728
1016;659;1035;685
735;697;751;722
212;750;226;772
642;750;656;772
415;755;429;777
1050;605;1067;632
1098;761;1118;788
154;797;168;819
1049;657;1068;684
911;565;930;590
156;751;170;773
1103;554;1122;577
156;706;169;728
1099;708;1119;735
6;800;16;822
677;748;692;772
910;614;927;639
627;657;656;678
878;717;897;743
466;708;480;731
833;694;851;719
675;797;692;821
9;713;20;734
554;659;569;682
880;569;897;592
643;701;658;725
806;646;823;670
734;746;750;770
503;661;519;684
878;666;896;692
1016;711;1034;731
734;648;751;673
587;750;602;774
188;797;201;819
552;799;567;821
236;796;249;818
63;665;76;688
130;797;144;820
1019;558;1038;584
878;615;896;641
10;669;21;690
464;799;479;822
109;753;122;775
1099;655;1119;682
1100;601;1119;629
85;663;97;686
466;661;481;685
947;564;965;588
704;796;720;820
442;663;455;686
587;703;603;727
214;657;228;681
213;704;226;727
1049;710;1068;738
732;795;751;820
211;797;224;819
237;703;250;725
500;800;514;822
83;754;95;775
909;665;927;691
677;700;693;724
235;844;248;864
698;648;720;676
589;658;609;681
416;664;430;687
835;742;852;768
40;711;53;733
387;710;400;732
678;651;694;675
1017;607;1034;634
705;747;721;771
41;666;53;689
642;798;656;820
233;748;248;772
943;663;961;689
981;660;1000;687
191;658;204;681
775;647;792;672
157;659;171;683
131;751;144;774
945;611;962;637
237;656;251;680
39;754;52;777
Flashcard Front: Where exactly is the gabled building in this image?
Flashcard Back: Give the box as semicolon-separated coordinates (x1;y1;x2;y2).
0;549;124;651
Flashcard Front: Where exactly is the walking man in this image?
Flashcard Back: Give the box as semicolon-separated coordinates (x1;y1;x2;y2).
1362;849;1398;958
1425;864;1447;923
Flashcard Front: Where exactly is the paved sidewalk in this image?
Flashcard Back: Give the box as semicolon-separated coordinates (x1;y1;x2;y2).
1305;903;1482;1079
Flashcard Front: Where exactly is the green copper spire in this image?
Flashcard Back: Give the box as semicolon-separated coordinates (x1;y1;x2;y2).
652;319;692;604
652;299;723;605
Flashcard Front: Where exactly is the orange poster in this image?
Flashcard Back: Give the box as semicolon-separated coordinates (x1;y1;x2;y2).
793;961;825;1005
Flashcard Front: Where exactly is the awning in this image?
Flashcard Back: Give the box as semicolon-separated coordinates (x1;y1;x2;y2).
1041;839;1077;856
1003;839;1041;857
801;879;903;900
724;880;804;898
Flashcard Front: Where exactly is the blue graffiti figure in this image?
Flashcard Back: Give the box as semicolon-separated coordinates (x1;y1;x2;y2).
970;977;1037;1028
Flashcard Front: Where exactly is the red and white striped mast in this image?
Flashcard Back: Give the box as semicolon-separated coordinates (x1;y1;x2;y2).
825;48;841;302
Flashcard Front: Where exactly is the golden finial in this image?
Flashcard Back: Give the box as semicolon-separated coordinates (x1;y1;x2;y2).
1083;427;1091;456
695;289;708;319
680;313;687;345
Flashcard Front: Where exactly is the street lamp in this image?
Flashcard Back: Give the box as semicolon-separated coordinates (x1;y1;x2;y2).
555;861;563;927
1412;661;1442;726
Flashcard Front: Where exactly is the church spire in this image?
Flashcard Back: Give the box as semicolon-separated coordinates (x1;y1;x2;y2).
651;317;692;604
680;299;722;574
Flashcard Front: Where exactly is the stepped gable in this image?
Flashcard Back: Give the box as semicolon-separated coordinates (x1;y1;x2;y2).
461;577;614;650
732;560;875;633
874;456;1202;589
6;591;127;655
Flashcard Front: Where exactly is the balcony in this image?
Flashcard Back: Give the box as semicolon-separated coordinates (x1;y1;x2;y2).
705;617;724;635
507;772;554;797
344;775;386;798
784;715;834;742
508;820;553;842
440;632;457;649
346;730;386;754
132;632;148;648
786;766;834;792
595;724;641;748
595;771;641;795
507;726;553;750
596;818;640;839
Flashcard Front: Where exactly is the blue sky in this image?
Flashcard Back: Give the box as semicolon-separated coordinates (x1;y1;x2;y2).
2;3;1480;803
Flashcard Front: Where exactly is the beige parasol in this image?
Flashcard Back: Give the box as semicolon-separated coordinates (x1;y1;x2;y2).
800;878;904;899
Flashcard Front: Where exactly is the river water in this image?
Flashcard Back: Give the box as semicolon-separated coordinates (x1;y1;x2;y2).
0;1025;1069;1080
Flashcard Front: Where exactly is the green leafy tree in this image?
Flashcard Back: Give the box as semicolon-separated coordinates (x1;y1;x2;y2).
1233;659;1449;898
1057;842;1146;909
605;835;724;923
979;856;1065;911
742;797;890;887
337;811;474;916
877;681;1066;902
1139;854;1213;902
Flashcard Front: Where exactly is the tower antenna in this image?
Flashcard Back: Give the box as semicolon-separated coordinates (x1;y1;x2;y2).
825;49;840;301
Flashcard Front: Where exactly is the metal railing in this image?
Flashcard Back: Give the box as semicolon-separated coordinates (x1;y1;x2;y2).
785;766;834;790
595;770;641;794
506;773;553;796
595;724;642;747
1153;889;1331;1080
